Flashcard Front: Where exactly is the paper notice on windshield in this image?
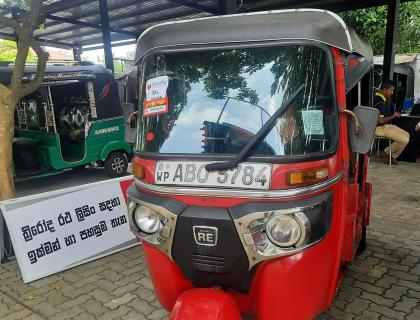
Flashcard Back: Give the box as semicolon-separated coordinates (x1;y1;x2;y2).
143;76;169;117
302;110;324;135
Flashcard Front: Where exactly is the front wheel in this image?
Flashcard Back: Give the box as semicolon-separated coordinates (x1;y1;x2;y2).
104;152;128;178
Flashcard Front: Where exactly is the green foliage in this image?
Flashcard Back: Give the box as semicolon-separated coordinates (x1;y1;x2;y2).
340;2;420;55
0;39;37;62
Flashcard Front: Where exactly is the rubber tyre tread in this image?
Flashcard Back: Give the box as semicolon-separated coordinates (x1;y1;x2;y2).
357;223;367;254
104;151;128;178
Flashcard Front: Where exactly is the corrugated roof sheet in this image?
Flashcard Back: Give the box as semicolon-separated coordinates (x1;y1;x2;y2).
0;0;217;48
0;0;415;49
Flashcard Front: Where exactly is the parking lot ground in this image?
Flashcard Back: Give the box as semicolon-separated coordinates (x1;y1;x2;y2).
14;165;132;198
1;160;420;320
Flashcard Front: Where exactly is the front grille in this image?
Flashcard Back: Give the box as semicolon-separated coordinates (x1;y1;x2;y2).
191;254;225;272
172;206;252;292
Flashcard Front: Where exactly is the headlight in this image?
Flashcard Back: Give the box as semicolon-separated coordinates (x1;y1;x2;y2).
134;206;161;234
266;215;301;247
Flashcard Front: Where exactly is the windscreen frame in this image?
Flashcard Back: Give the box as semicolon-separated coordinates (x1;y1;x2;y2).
135;40;340;164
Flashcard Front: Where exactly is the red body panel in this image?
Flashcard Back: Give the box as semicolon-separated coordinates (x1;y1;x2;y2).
169;289;242;320
342;183;359;262
133;47;372;320
142;241;193;310
139;182;346;320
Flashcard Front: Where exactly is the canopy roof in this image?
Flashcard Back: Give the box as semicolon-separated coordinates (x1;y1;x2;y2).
374;54;419;65
0;0;216;50
0;0;414;50
134;9;373;64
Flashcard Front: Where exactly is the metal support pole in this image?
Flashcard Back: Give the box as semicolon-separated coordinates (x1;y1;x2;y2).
73;47;82;62
98;0;114;72
218;0;237;15
383;0;400;81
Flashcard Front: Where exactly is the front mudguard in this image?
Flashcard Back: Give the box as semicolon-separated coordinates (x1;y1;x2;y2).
169;288;242;320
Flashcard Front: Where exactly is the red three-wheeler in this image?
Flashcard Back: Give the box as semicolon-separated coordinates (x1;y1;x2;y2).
127;9;380;320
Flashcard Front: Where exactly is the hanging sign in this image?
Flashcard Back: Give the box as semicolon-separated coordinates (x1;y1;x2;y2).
143;76;169;117
302;110;324;135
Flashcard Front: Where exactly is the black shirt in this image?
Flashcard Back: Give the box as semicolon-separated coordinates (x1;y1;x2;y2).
373;92;393;118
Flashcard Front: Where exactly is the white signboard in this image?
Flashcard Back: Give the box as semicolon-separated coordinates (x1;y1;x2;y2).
2;179;135;283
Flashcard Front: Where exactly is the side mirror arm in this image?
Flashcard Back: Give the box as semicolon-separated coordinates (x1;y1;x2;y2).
340;108;362;135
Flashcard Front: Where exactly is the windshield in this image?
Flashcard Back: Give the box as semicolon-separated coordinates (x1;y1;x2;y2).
136;45;337;158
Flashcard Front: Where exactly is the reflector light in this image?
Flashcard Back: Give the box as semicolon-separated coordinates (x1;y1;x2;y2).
348;59;360;68
287;166;328;186
146;132;155;141
133;162;145;179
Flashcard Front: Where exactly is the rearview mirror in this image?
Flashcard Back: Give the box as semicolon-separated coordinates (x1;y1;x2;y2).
348;106;380;154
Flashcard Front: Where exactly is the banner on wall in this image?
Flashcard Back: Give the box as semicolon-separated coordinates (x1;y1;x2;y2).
1;177;135;283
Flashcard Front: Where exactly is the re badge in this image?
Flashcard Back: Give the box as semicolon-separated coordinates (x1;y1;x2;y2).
193;226;218;246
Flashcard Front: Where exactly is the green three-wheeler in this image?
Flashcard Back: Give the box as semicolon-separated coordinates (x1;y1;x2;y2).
0;63;132;179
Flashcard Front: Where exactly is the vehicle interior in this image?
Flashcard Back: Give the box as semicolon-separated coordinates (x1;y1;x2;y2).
49;81;90;163
13;81;90;176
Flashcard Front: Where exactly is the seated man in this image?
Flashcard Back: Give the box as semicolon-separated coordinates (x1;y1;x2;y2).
374;80;410;165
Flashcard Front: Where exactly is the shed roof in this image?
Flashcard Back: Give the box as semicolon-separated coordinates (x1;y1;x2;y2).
134;9;373;64
0;0;415;50
374;54;419;65
0;0;217;49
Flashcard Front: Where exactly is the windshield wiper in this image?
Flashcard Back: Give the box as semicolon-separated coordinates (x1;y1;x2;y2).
205;84;305;172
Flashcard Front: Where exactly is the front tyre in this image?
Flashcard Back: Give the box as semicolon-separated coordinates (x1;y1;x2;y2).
357;223;367;254
357;213;367;254
104;152;128;178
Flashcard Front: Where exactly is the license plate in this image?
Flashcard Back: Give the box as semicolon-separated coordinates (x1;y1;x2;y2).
155;161;272;190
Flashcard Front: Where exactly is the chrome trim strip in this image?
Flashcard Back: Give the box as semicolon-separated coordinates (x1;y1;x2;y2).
127;197;177;260
234;206;323;269
134;171;343;199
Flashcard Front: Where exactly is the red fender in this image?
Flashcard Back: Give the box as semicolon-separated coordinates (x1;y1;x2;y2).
169;288;243;320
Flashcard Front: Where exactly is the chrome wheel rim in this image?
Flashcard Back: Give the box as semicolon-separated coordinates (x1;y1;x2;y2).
111;157;125;173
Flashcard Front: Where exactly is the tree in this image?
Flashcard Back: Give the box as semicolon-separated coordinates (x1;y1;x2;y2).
0;0;48;200
340;2;420;55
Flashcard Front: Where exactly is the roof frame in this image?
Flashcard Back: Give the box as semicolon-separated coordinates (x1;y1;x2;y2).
42;0;145;31
82;39;138;51
0;0;218;50
43;0;94;15
165;0;218;14
0;0;414;79
58;30;132;42
40;2;199;38
45;14;137;37
8;6;137;38
113;8;203;30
